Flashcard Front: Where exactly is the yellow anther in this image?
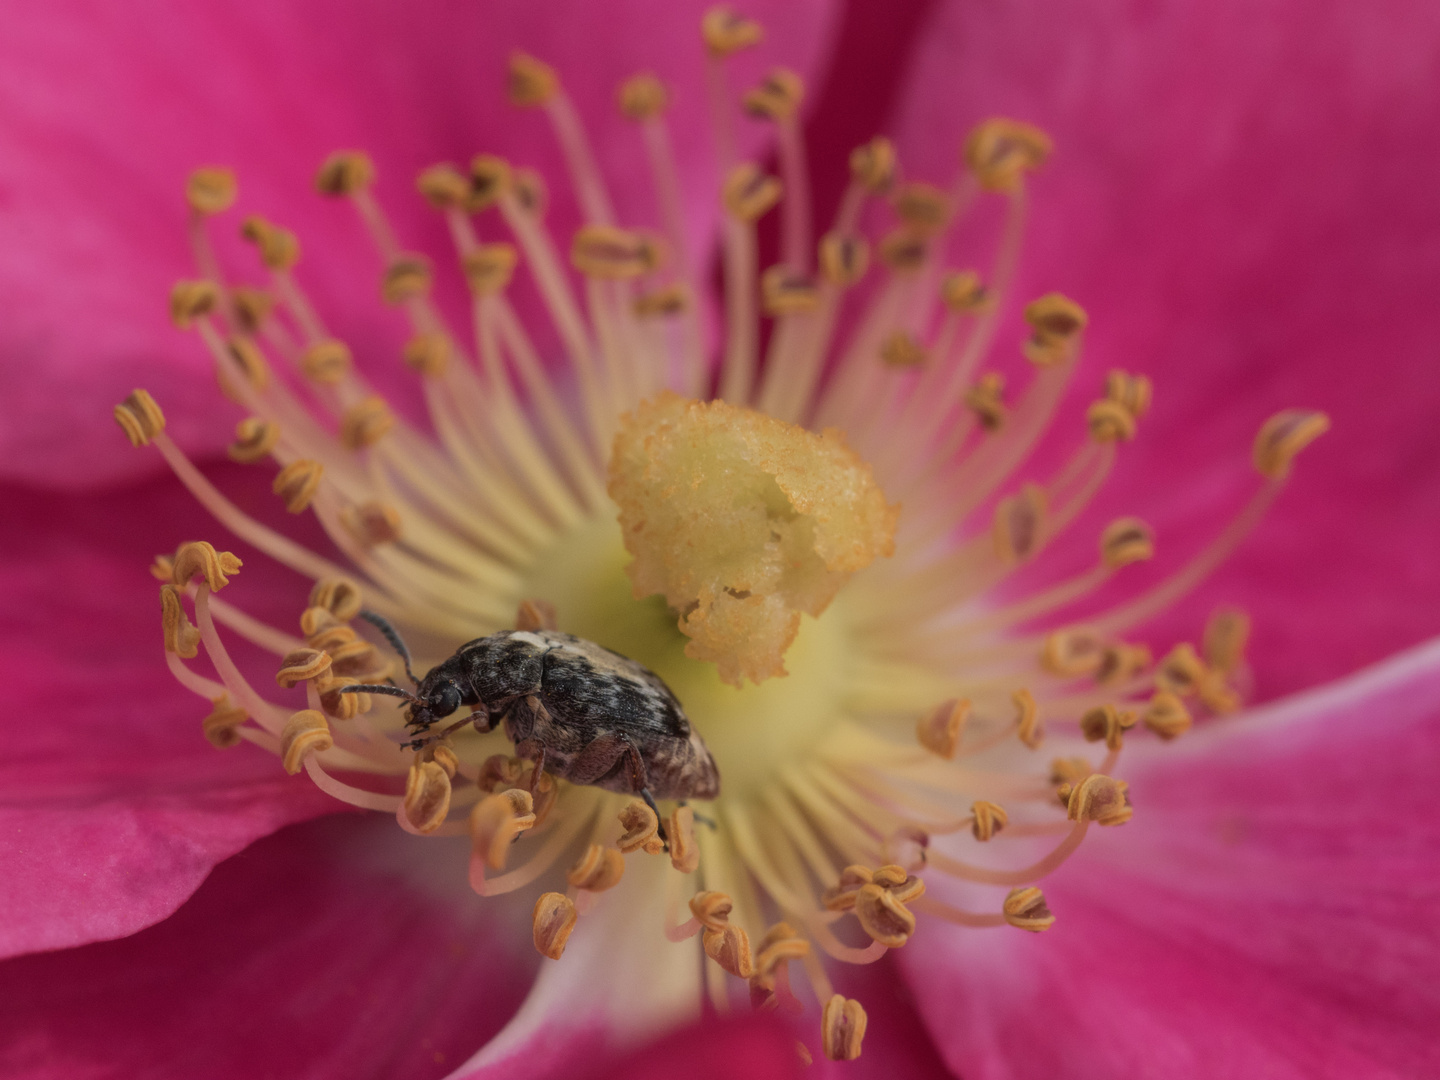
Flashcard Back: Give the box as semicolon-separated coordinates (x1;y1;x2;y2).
994;483;1048;564
1065;773;1132;826
971;800;1009;842
722;162;782;222
818;232;869;286
382;254;434;304
186;167;237;215
760;266;820;315
854;882;917;947
1199;674;1242;714
300;339;352;385
567;844;625;892
1204;607;1250;675
689;890;735;931
916;698;969;760
416;163;470;209
431;745;460;779
160;583;200;659
272;460;324;514
1143;690;1193;740
1013;687;1042;748
1050;756;1093;797
512;167;548;217
310;577;363;621
1002;886;1056;932
1041;626;1106;677
240;215;300;270
1080;703;1137;751
227;417;279;464
114;389;166;447
1105;370;1153;419
280;709;333;774
527;768;559;826
1095;641;1153;686
1023;292;1088;365
570;225;664;279
314;676;369;721
941;269;991;314
403;761;452;834
752;923;810;987
1100;518;1154;569
462;243;519;295
618;72;668;120
476;754;524;794
532;892;578;960
617;800;665;855
340;397;395;450
305;622;356;653
201;694;247;749
849;136;897;194
820;865;873;912
1156;642;1207;697
821;995;868;1061
515;599;558;633
314;151;375;197
168;281;219;330
221;337;270;394
1087;398;1137;442
403;332;450;376
743;68;804;122
963;118;1053;193
232;287;274;334
343;502;403;546
172;541;242;591
1254;408;1330;479
468;154;514;211
703;922;754;978
275;647;332;689
702;5;763;56
508;52;558;107
669;806;700;873
877;229;928;273
964;372;1008;432
633;283;691;318
893;182;951;237
471;788;536;870
880;330;926;368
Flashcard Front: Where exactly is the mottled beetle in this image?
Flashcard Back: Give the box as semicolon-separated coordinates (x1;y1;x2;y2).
338;609;720;822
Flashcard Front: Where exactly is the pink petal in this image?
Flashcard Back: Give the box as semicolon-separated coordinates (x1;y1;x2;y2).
885;0;1440;697
900;636;1440;1079
0;0;840;490
0;471;339;958
0;813;540;1079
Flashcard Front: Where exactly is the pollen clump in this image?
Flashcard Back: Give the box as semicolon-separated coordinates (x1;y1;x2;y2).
609;393;899;685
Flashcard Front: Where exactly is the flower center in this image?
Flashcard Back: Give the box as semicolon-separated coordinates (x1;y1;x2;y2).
112;7;1330;1065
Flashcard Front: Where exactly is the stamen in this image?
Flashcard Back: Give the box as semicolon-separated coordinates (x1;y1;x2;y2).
1087;398;1137;442
879;331;926;368
689;891;735;932
618;72;668;120
617;801;665;855
1143;691;1193;739
416;164;470;210
820;994;867;1061
1155;643;1207;697
1014;688;1043;748
1253;409;1330;479
160;584;201;658
240;215;301;271
916;699;970;759
114;389;166;447
201;694;248;749
818;233;870;286
343;502;404;547
742;68;803;122
272;460;324;514
169;280;219;329
1204;607;1251;675
760;266;820;314
993;483;1048;563
403;332;451;376
848;138;897;195
299;339;352;384
402;761;453;834
567;844;625;892
893;182;952;237
1095;642;1153;686
280;709;334;774
381;255;434;304
532;892;578;960
1079;704;1136;751
185;167;237;215
219;338;270;394
668;806;700;873
314;151;375;197
1002;886;1056;932
470;789;537;870
820;865;873;912
1042;626;1106;677
275;647;332;689
340;398;395;450
507;52;559;108
1105;370;1152;418
701;6;763;56
963;118;1052;193
703;922;755;978
941;269;991;313
1101;517;1155;568
1022;293;1087;366
1064;774;1133;826
970;800;1009;841
570;226;664;278
722;162;783;222
171;540;243;592
965;372;1008;431
877;229;928;273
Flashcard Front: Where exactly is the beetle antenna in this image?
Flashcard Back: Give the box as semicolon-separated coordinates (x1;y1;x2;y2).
337;683;424;705
358;610;418;685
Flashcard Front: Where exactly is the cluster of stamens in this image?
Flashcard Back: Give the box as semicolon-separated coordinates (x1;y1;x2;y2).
113;4;1329;1064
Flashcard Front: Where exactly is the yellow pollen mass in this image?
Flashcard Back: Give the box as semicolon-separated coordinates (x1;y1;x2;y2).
608;393;898;686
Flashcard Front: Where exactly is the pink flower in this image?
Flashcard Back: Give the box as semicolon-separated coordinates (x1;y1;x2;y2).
2;1;1438;1078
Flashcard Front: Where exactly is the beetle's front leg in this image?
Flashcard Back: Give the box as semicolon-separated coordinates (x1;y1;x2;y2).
514;739;548;796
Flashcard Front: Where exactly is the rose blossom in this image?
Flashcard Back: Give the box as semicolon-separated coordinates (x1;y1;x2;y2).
2;1;1438;1078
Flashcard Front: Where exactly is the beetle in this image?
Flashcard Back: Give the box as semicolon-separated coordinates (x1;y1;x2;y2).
338;610;720;821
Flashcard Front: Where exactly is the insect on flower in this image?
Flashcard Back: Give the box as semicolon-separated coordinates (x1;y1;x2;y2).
340;608;720;820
